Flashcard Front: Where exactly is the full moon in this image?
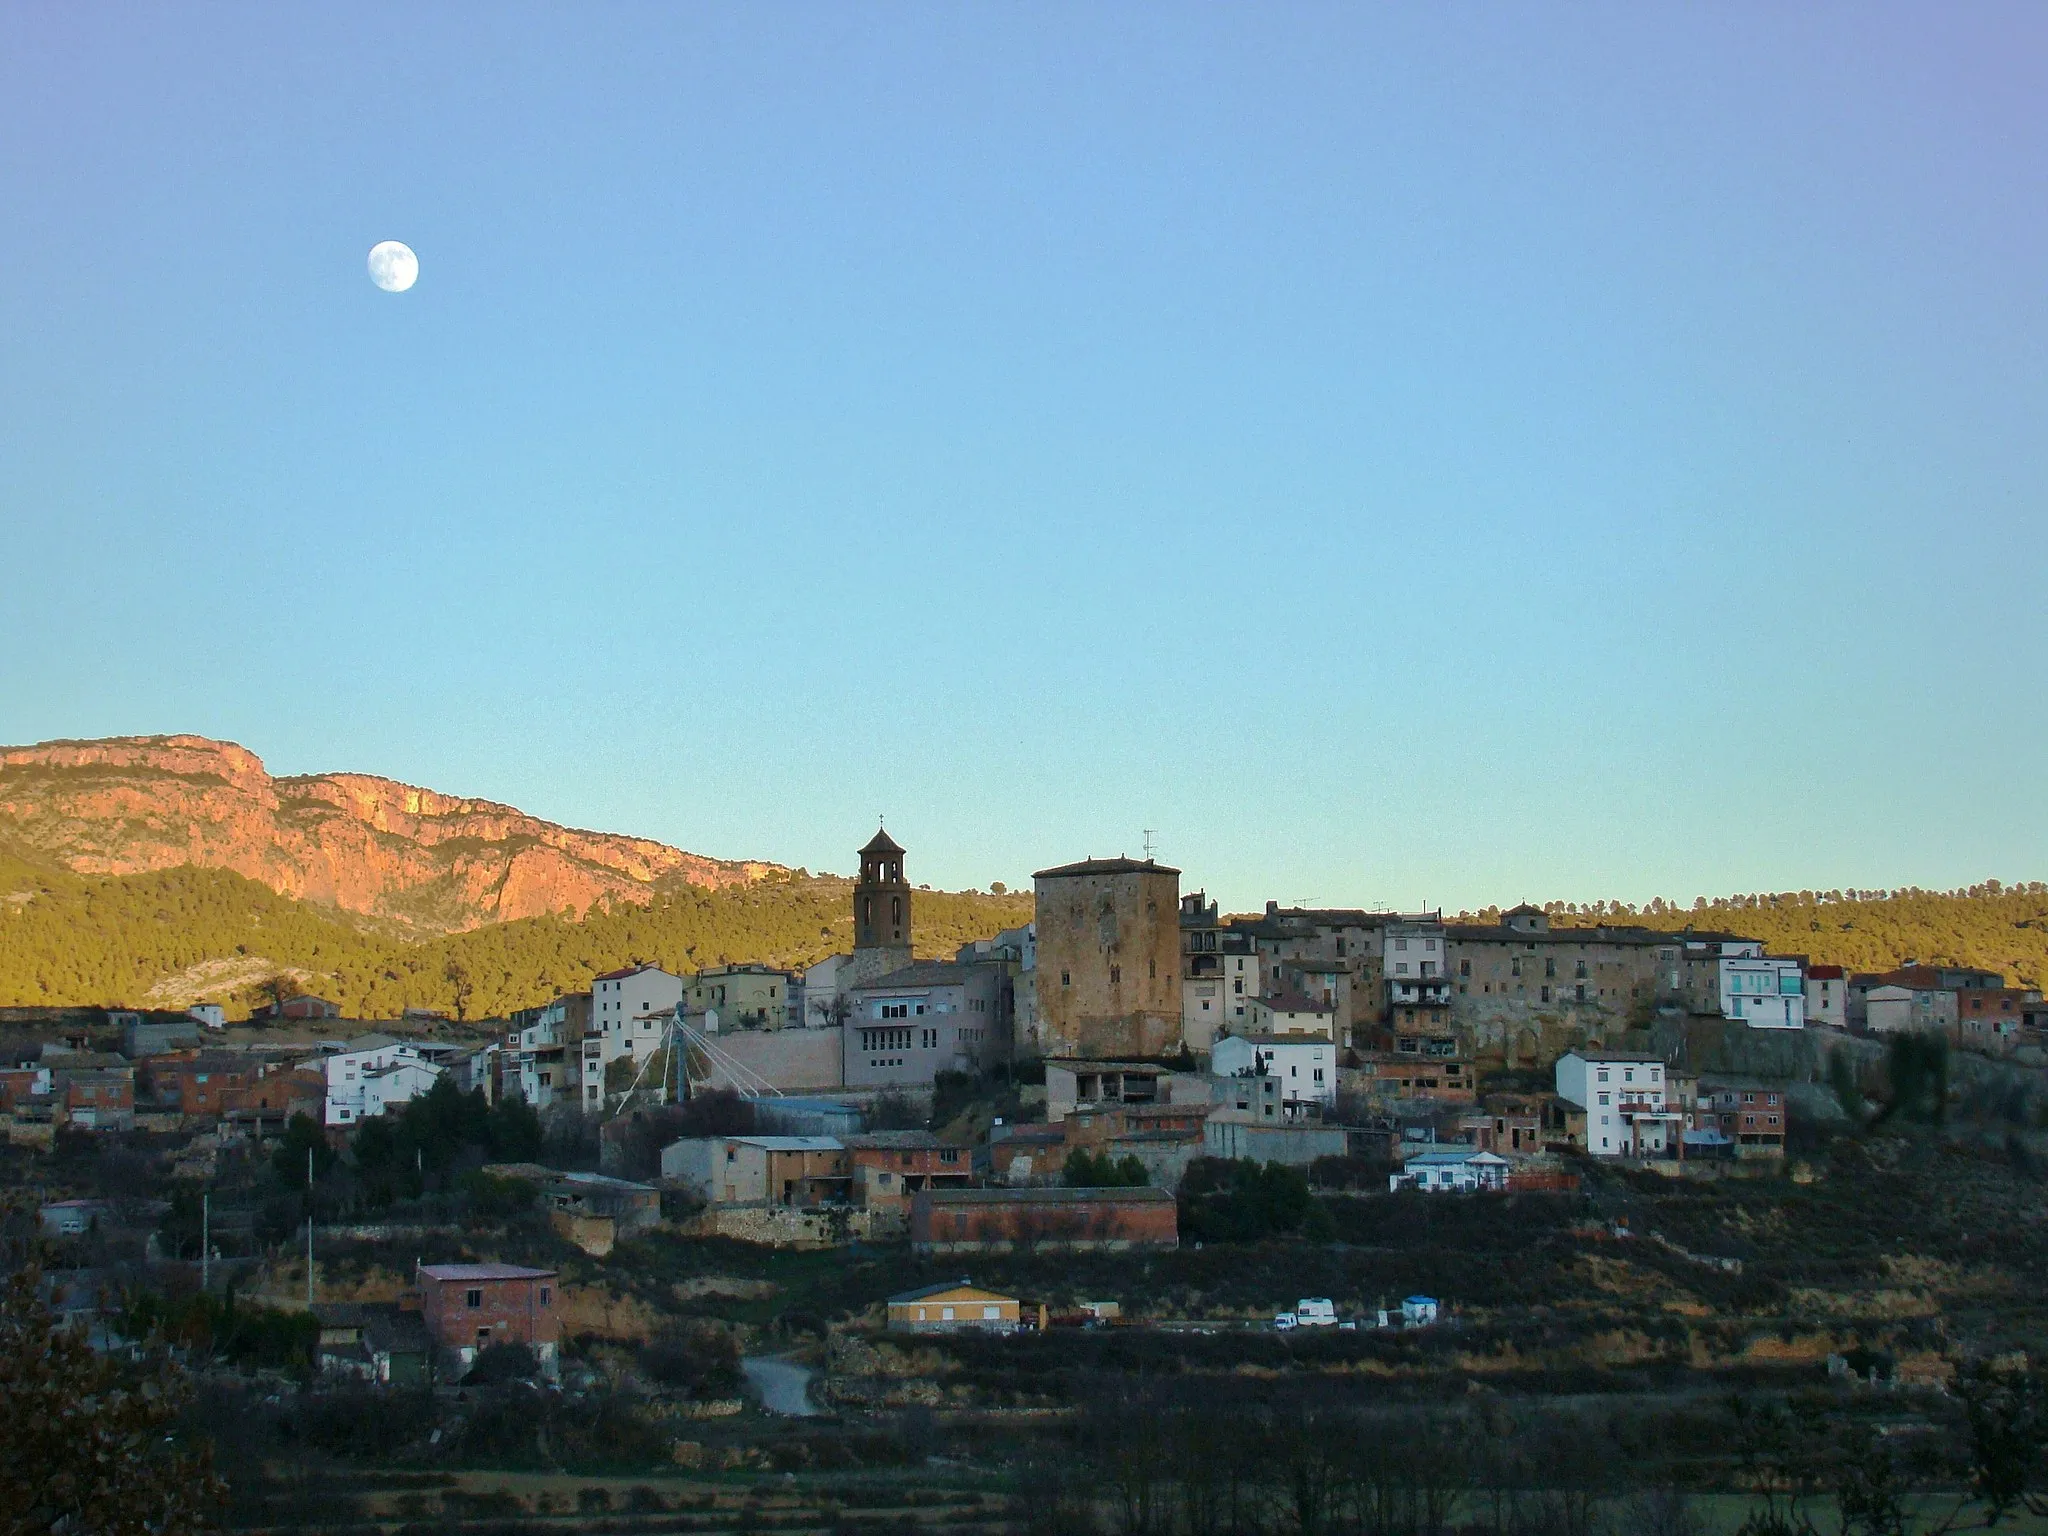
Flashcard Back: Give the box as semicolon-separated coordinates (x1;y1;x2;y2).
366;240;419;293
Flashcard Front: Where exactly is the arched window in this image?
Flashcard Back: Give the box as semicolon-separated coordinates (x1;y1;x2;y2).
891;896;901;925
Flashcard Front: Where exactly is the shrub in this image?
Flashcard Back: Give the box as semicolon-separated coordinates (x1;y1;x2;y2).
637;1321;741;1398
465;1341;539;1385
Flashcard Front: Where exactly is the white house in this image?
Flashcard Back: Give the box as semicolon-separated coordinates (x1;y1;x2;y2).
323;1035;445;1126
590;964;684;1073
1211;1032;1336;1108
1720;948;1806;1030
1244;991;1337;1042
1390;1146;1508;1193
1383;922;1448;981
1554;1049;1679;1156
187;1004;226;1030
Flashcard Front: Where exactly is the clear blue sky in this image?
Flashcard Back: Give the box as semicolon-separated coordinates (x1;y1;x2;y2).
3;5;2044;914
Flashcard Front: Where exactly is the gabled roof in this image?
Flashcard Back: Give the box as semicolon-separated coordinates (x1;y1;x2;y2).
861;827;905;856
1033;857;1181;879
593;963;670;983
887;1280;1016;1305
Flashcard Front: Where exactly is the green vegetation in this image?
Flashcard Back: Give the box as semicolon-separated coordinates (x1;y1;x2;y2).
117;1288;320;1376
1063;1149;1150;1187
1;1267;226;1534
1478;881;2048;990
0;839;1031;1017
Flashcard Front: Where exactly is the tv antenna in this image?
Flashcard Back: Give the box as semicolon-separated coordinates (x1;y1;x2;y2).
1142;829;1158;860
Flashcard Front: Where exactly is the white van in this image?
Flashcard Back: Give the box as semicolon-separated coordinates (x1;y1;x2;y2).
1295;1298;1338;1327
1273;1312;1298;1330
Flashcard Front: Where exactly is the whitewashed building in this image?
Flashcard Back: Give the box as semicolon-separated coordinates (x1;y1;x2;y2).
1719;947;1807;1030
322;1035;445;1126
590;964;684;1072
1554;1049;1680;1156
1211;1032;1336;1108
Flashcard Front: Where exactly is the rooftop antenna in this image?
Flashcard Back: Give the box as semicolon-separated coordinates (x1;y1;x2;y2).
1142;830;1157;860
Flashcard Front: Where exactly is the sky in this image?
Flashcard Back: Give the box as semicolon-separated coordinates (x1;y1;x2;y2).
2;5;2044;914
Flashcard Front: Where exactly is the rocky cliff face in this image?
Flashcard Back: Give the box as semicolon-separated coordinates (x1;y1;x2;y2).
0;735;780;931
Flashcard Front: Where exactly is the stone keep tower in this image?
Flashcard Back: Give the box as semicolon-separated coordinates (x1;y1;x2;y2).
848;827;914;987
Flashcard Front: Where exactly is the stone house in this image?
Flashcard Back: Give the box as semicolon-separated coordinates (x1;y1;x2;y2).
661;1134;851;1207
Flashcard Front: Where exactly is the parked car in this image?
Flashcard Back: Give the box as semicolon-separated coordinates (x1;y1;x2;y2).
1273;1313;1297;1330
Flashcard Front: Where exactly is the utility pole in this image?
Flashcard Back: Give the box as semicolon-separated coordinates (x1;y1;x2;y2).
201;1192;209;1292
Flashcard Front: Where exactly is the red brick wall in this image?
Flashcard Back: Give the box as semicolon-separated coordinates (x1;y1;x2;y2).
912;1194;1177;1251
421;1276;559;1351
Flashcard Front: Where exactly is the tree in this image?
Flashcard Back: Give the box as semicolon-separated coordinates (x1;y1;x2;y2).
0;1268;226;1536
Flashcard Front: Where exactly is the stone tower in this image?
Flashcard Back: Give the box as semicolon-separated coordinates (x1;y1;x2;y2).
1032;856;1181;1059
848;826;914;986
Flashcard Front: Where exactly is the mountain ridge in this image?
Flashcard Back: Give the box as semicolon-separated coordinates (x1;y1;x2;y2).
0;734;780;933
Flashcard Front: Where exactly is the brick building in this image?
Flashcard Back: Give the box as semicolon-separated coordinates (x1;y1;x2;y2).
58;1069;134;1131
416;1262;559;1377
846;1131;971;1212
910;1185;1178;1254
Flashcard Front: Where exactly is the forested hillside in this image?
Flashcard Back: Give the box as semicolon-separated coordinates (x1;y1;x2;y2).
1465;882;2048;991
0;841;1033;1020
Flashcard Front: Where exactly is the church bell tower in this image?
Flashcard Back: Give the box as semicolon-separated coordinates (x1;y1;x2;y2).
854;826;912;952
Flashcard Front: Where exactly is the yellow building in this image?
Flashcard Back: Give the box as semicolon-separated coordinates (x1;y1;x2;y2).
686;964;796;1031
885;1281;1021;1333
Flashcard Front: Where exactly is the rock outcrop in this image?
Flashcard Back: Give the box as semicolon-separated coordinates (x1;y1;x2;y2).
0;735;778;931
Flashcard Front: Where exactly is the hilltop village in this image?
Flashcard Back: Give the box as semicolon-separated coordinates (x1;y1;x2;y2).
11;831;2048;1528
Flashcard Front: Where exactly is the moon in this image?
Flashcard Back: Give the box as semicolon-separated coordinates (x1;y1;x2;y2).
366;240;419;293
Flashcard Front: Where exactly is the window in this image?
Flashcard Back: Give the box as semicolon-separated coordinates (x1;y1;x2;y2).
1540;986;1551;1003
1061;971;1071;987
1110;966;1121;984
466;1289;483;1309
1511;958;1522;978
1460;959;1470;977
1544;959;1556;979
539;1286;551;1306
